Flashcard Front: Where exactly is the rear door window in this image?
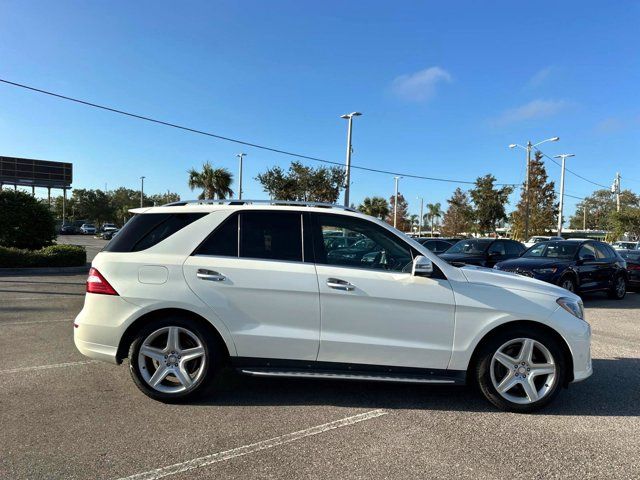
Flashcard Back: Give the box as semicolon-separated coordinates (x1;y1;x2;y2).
240;211;303;262
194;213;239;257
104;213;207;252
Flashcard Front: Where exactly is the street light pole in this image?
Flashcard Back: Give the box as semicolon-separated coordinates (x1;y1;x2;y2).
140;176;145;208
418;196;424;237
393;176;401;229
236;153;247;200
553;154;575;237
509;136;559;240
340;112;362;207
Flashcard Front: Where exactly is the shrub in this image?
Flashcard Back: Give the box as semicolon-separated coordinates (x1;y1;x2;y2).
0;244;86;268
0;189;57;249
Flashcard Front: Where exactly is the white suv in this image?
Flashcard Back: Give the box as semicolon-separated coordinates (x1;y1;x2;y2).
74;201;592;412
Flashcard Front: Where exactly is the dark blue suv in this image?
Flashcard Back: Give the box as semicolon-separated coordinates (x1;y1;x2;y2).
494;239;628;299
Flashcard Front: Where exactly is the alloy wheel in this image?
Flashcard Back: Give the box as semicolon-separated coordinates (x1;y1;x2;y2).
616;276;626;297
137;326;207;394
490;338;556;405
561;278;575;292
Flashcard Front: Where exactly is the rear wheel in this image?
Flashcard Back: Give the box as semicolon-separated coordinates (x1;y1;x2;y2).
128;317;218;402
559;275;577;294
475;329;566;413
608;274;626;300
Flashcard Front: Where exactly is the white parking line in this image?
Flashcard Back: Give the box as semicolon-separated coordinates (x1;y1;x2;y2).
1;319;72;326
1;360;97;374
116;409;388;480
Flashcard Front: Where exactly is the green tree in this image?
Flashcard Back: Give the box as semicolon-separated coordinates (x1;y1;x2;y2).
441;188;474;236
71;189;116;225
510;152;557;240
386;193;410;231
469;174;513;235
610;208;640;240
425;202;443;235
358;196;390;220
568;189;639;230
147;192;180;206
0;189;56;249
188;162;234;200
256;161;345;203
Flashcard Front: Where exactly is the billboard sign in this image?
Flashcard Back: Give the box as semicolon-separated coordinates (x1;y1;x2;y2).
0;156;72;188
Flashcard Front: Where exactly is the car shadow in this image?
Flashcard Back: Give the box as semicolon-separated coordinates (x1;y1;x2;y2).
582;291;640;310
193;358;639;416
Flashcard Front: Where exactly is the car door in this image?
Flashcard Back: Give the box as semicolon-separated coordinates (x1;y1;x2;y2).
576;243;599;291
593;243;616;289
183;210;321;361
311;212;456;370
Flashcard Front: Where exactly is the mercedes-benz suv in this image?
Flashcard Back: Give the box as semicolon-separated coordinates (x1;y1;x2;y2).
74;200;592;412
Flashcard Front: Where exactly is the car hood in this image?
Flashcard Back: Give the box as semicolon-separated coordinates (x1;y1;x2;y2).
460;265;575;299
496;257;573;270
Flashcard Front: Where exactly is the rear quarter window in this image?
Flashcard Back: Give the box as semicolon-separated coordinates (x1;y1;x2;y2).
104;213;207;252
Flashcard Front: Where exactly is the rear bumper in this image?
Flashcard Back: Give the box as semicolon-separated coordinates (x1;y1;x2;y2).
73;293;140;364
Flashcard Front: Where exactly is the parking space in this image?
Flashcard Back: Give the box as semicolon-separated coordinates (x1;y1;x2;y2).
0;273;638;479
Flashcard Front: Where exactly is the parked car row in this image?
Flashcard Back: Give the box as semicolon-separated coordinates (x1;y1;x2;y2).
58;222;120;237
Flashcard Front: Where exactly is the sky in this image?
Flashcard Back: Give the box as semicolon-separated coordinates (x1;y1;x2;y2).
1;0;639;220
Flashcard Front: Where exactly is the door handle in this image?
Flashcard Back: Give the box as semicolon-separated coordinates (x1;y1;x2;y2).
197;269;226;282
326;278;355;291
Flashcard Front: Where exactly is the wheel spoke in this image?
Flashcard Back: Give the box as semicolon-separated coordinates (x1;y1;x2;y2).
519;339;534;363
140;344;166;362
173;365;193;388
496;372;519;393
521;377;539;402
148;365;170;387
167;327;181;352
494;351;518;369
181;346;205;363
530;363;555;377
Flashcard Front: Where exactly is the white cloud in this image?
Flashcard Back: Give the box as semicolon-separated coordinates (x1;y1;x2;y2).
489;99;570;127
526;66;553;88
391;66;452;102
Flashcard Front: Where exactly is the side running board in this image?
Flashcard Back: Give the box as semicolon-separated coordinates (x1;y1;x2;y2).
239;368;463;385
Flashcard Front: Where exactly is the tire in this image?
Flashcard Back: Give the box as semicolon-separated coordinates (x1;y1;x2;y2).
474;328;567;413
608;274;627;300
128;316;219;402
559;275;577;294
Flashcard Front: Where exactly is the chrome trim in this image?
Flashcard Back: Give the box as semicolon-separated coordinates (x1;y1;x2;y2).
240;370;457;384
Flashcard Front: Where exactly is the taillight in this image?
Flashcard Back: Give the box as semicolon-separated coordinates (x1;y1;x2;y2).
86;267;118;295
628;264;640;271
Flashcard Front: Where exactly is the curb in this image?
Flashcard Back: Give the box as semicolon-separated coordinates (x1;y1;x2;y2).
0;264;90;277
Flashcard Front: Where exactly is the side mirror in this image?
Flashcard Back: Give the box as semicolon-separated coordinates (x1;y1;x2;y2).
412;255;433;277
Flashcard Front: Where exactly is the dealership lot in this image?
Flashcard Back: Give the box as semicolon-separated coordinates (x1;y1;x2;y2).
1;266;639;479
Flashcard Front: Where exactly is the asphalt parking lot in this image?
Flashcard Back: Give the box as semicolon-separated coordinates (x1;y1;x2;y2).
1;243;639;479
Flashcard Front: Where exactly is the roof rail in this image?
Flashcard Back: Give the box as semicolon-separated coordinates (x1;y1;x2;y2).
163;199;357;212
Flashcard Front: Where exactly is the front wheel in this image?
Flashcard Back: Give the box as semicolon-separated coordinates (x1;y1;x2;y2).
475;329;566;413
128;317;218;402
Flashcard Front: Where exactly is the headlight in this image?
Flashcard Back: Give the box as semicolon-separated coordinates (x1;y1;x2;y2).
556;297;585;320
533;267;557;275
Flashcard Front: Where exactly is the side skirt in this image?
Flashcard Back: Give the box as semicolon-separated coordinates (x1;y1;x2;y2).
230;357;466;385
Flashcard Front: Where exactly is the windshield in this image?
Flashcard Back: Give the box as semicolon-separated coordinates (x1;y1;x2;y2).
446;239;492;254
527;237;548;243
523;241;579;259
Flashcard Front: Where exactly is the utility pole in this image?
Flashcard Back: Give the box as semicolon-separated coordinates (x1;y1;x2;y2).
340;112;362;207
140;176;145;208
418;197;424;237
554;154;575;237
612;172;621;212
393;176;401;229
236;153;246;200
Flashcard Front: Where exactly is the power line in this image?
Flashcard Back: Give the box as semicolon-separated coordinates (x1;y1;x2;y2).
533;146;609;189
0;77;517;187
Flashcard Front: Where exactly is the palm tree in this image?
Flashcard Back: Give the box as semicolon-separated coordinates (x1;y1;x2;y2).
188;162;234;200
409;214;419;232
358;196;390;220
426;202;443;236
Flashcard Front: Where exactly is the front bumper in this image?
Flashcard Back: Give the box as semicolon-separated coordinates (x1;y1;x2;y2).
546;306;592;383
